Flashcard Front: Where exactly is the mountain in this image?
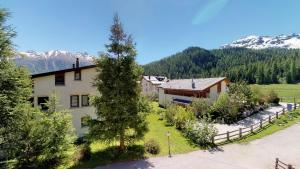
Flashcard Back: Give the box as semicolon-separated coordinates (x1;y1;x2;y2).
222;34;300;49
14;50;94;74
143;47;300;84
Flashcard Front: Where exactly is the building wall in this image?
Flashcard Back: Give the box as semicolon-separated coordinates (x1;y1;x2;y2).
141;79;158;95
33;67;98;137
159;79;229;107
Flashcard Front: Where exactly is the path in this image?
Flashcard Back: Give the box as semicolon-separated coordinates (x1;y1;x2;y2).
95;122;300;169
215;103;291;134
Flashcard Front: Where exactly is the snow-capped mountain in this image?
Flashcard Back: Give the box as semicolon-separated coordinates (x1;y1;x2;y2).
14;50;94;74
222;33;300;49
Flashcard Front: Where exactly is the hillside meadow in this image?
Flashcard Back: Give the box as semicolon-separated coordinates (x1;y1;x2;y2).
251;84;300;103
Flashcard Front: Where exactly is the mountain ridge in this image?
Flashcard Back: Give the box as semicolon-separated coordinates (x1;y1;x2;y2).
222;33;300;49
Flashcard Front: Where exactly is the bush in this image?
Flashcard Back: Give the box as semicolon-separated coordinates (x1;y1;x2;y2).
156;108;165;120
190;98;212;117
266;90;280;105
211;93;240;124
183;118;217;146
165;105;177;125
174;107;195;130
74;144;92;162
144;139;160;155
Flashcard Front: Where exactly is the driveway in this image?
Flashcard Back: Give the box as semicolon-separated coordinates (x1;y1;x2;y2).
95;122;300;169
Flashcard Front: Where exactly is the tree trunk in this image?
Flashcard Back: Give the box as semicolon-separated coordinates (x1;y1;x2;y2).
119;130;125;151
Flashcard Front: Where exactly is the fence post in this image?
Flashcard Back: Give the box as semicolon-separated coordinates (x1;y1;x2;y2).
275;158;279;169
269;115;272;123
282;108;285;114
239;128;242;138
211;136;214;144
250;125;253;133
276;112;279;119
260;120;263;129
227;131;230;141
294;97;296;110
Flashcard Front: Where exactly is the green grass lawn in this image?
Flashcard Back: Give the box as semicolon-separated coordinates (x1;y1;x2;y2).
70;102;198;169
251;84;300;102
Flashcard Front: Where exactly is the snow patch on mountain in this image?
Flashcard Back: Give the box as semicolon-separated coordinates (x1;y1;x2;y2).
14;50;94;74
222;33;300;49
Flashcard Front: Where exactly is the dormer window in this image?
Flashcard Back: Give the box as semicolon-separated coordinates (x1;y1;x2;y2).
74;70;81;81
55;73;65;85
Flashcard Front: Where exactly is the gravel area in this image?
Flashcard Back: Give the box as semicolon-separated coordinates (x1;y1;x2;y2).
214;103;292;134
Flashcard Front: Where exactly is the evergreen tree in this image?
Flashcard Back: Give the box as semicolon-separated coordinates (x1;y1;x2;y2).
90;14;148;151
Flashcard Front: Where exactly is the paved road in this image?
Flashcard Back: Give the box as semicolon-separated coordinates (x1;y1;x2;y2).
95;123;300;169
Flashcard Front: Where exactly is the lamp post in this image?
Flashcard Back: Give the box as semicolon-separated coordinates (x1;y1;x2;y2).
166;131;171;157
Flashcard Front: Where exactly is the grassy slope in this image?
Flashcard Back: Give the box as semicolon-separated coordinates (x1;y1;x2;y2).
251;84;300;102
71;102;197;168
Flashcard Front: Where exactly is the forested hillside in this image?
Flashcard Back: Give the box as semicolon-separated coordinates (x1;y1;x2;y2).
143;47;300;84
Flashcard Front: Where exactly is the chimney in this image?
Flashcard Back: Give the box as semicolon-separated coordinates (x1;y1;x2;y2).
192;79;195;89
76;58;79;68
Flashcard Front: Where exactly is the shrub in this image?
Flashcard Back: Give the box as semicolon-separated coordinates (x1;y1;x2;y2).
190;98;212;117
144;139;160;155
156;108;165;120
165;105;177;125
174;106;195;130
74;144;92;162
183;118;217;146
266;90;280;105
211;93;240;124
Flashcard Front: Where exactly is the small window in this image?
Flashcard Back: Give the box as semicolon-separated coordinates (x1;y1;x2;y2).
38;97;49;110
81;116;91;128
74;70;81;81
55;73;65;85
70;95;79;107
82;95;89;106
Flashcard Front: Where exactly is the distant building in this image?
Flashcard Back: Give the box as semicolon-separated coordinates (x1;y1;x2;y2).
141;75;168;95
31;58;97;137
158;77;229;107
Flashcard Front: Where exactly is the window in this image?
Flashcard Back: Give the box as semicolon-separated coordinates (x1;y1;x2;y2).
38;97;49;110
81;116;91;128
82;95;89;106
70;95;79;107
55;73;65;85
74;70;81;80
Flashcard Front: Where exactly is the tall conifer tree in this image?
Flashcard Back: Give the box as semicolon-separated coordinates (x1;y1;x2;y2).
90;14;148;151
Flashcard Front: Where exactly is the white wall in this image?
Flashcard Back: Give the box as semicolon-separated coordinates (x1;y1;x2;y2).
33;68;98;137
159;80;229;107
141;78;159;95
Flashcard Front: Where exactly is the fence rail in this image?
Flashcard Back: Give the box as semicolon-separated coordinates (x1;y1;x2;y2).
275;158;295;169
212;103;298;144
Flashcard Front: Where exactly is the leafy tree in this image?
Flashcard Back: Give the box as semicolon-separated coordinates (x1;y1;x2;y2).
90;14;148;151
228;81;254;110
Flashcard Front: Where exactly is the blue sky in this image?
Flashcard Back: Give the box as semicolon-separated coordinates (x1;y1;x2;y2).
2;0;300;64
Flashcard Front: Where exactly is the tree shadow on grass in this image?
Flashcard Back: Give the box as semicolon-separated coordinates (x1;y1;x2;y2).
72;145;154;169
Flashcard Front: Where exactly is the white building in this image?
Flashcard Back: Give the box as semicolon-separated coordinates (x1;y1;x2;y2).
158;77;229;107
31;59;98;137
141;75;167;95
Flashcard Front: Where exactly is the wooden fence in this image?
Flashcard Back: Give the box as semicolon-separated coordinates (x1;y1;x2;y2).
212;104;298;144
275;158;295;169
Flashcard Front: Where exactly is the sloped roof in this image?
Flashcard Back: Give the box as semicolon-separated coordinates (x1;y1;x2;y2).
160;77;227;91
143;75;167;85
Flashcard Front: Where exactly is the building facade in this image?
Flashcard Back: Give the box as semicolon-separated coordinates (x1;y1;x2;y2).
32;59;98;137
141;76;167;95
158;77;229;107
